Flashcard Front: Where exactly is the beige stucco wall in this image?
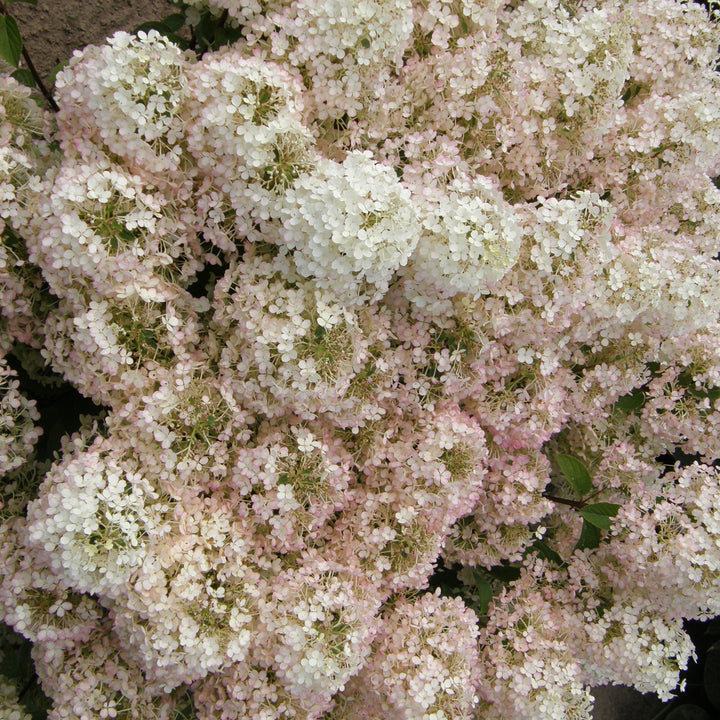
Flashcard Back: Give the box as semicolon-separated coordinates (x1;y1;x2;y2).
10;0;175;82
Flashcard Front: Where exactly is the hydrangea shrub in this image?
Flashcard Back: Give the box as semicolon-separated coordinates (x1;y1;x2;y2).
2;0;720;718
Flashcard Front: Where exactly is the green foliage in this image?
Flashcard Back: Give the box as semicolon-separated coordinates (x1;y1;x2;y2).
172;689;198;719
578;502;620;531
677;369;720;406
48;61;67;90
471;573;495;617
614;362;720;419
575;520;602;551
555;453;593;496
192;11;244;55
615;387;646;411
159;12;185;32
487;562;521;583
531;539;565;567
0;14;22;67
172;0;245;56
10;67;34;87
548;452;619;549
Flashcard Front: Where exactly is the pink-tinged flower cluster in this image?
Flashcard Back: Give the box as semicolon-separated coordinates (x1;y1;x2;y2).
1;0;720;718
0;360;41;475
332;590;480;720
0;76;55;351
54;31;193;179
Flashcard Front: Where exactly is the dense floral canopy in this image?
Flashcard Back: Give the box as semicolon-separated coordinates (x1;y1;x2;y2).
2;1;720;718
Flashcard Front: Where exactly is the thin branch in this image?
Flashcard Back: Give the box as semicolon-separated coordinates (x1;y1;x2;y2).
543;493;586;510
21;42;59;112
0;1;59;111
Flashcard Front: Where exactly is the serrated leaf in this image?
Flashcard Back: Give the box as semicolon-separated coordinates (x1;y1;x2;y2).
0;15;22;68
10;67;35;88
555;454;593;496
579;502;620;530
704;641;720;712
575;519;602;550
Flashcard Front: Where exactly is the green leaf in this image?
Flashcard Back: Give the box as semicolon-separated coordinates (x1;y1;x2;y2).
135;20;172;34
8;0;38;5
531;539;565;566
579;502;620;530
211;23;243;50
488;563;521;583
615;388;645;412
575;519;602;551
48;60;68;89
555;454;593;496
10;67;35;88
0;15;22;68
473;573;494;616
162;12;186;31
194;12;216;44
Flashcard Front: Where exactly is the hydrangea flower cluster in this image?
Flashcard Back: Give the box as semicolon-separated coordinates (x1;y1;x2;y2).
1;1;720;718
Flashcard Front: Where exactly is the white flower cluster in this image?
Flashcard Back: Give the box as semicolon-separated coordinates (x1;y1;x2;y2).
583;595;696;700
0;77;54;351
31;157;201;304
0;76;50;229
253;0;415;118
262;568;381;709
409;177;523;309
279;151;420;302
185;50;313;195
24;437;171;597
54;31;192;176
